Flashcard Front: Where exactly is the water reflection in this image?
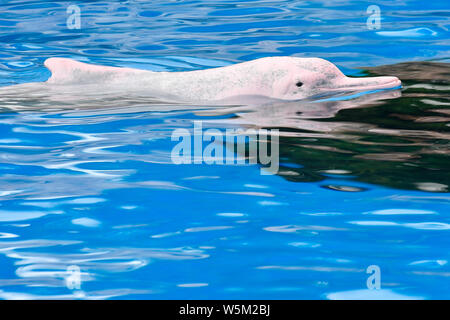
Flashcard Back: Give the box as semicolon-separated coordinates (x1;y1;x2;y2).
0;61;448;299
202;62;449;192
0;62;448;194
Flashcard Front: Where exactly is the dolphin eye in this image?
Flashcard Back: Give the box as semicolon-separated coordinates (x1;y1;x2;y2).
296;81;303;87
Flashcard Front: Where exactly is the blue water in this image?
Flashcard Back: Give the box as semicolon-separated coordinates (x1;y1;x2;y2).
0;0;449;299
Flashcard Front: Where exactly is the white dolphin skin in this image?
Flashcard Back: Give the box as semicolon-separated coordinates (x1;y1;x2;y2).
42;56;401;103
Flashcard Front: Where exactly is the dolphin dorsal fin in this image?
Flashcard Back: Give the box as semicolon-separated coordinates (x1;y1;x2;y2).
44;58;139;84
45;58;96;84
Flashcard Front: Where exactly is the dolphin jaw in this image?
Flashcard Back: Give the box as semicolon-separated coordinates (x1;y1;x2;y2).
331;76;402;92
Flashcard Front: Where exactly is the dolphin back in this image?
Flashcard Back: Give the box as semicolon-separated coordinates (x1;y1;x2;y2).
44;58;147;85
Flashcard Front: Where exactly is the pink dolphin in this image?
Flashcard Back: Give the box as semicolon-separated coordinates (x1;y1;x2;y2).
43;56;401;103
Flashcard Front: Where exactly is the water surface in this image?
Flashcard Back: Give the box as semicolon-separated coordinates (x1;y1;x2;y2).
0;0;449;299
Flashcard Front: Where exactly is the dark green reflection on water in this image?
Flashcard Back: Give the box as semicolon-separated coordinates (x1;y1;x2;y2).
274;62;449;192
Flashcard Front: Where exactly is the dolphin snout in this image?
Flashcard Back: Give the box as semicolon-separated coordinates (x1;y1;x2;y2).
338;76;402;92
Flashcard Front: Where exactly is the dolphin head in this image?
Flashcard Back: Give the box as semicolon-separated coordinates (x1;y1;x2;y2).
249;57;401;101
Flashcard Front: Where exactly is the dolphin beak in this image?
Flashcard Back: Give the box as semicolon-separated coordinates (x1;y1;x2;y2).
337;76;402;92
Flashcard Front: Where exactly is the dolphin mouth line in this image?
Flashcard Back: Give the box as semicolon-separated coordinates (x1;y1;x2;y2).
313;86;401;103
311;77;402;102
333;77;402;92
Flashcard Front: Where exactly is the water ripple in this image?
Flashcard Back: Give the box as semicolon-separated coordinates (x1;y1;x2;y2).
0;0;449;299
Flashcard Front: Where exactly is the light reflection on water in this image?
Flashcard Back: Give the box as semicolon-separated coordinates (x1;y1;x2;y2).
0;0;449;299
